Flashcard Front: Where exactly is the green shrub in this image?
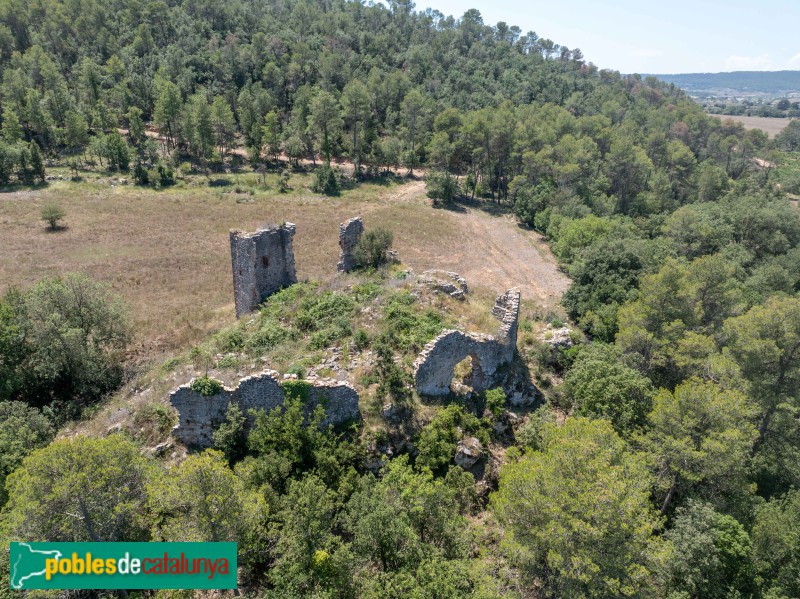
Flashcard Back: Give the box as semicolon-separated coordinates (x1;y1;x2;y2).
352;282;381;302
27;142;45;183
213;402;248;464
353;328;370;350
278;169;290;192
0;274;130;414
285;363;306;379
309;317;351;349
217;354;240;369
311;164;340;195
515;405;558;450
105;131;130;171
153;162;174;188
133;158;149;185
295;292;355;332
216;327;246;352
353;228;394;269
373;336;413;406
484;388;506;418
133;402;177;443
41;203;65;230
246;317;290;353
416;405;486;472
190;376;224;396
0;401;53;507
563;344;654;435
425;169;459;205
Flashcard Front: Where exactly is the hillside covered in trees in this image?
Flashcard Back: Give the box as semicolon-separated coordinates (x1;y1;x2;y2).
1;1;800;598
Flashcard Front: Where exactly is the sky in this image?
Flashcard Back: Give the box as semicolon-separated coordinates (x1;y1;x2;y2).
396;0;800;74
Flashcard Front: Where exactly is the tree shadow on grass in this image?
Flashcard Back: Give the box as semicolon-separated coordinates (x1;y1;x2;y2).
0;181;50;193
455;194;514;217
435;199;467;213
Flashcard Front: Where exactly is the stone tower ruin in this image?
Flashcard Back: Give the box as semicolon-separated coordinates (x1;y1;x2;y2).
337;217;364;273
230;223;297;318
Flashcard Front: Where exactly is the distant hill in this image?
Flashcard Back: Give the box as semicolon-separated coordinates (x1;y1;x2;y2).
653;70;800;98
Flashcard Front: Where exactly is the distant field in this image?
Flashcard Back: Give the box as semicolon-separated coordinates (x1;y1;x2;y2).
0;170;568;357
712;114;795;138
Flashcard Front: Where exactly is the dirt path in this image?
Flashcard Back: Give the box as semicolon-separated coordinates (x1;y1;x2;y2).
459;208;570;306
376;180;570;308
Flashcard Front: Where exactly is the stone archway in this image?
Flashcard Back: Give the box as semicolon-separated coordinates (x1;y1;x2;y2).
413;289;520;397
413;330;483;396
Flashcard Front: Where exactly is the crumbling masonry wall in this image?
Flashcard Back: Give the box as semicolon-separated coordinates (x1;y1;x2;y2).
169;371;361;447
413;289;520;396
231;223;297;318
337;217;364;272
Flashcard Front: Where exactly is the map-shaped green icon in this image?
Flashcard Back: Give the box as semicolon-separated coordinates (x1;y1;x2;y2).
10;543;63;589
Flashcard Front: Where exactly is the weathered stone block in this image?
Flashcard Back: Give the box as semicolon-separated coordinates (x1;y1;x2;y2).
230;223;297;318
455;436;483;469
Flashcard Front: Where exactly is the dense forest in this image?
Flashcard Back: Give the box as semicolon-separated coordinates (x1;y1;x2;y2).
1;1;800;598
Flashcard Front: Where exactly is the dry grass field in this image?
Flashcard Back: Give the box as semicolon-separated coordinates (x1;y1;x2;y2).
714;114;795;138
0;170;569;359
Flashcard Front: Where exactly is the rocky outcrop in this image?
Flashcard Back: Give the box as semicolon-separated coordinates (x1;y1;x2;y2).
230;223;297;318
413;289;520;396
455;436;484;469
169;371;360;447
337;217;364;273
541;325;574;363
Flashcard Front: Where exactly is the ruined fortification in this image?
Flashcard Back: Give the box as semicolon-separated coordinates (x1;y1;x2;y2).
169;371;360;447
413;289;520;396
230;223;297;318
418;270;469;300
337;217;364;272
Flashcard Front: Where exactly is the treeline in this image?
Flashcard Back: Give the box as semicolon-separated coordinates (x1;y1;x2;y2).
0;0;759;196
710;100;800;119
0;0;772;215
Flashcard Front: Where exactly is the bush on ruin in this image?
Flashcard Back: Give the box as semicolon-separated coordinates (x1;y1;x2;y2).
353;228;393;269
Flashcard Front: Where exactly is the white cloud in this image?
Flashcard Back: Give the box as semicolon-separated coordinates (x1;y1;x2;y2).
723;54;773;71
788;53;800;68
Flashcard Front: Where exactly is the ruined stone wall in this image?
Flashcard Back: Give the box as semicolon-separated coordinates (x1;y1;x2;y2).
230;223;297;318
306;380;361;428
413;289;520;396
418;270;469;300
337;217;364;273
492;288;521;362
169;386;232;448
169;371;360;447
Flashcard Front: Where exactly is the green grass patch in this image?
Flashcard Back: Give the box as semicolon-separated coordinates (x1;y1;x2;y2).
381;291;448;354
